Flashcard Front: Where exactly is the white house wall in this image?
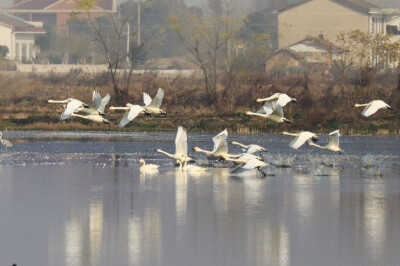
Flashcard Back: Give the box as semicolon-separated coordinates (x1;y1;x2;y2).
0;25;13;60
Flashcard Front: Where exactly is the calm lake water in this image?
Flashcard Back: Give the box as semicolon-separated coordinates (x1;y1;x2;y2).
0;131;399;266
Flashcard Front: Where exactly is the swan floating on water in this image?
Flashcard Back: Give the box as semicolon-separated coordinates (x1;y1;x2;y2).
282;131;318;149
178;155;206;172
354;100;392;117
308;129;344;154
156;126;194;163
139;159;159;171
0;132;13;149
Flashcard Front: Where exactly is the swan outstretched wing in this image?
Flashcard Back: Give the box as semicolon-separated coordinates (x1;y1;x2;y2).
212;129;228;154
271;102;284;117
143;92;152;107
276;94;294;107
289;131;315;149
88;91;102;109
119;105;144;127
98;93;111;113
246;145;264;154
328;130;340;148
175;126;188;156
60;99;84;120
147;88;164;108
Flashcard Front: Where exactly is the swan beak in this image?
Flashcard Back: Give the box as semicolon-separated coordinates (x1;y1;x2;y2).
283;119;293;124
388;106;393;110
161;111;167;115
292;98;297;103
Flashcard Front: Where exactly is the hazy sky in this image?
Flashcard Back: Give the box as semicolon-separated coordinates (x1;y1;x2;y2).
1;0;400;11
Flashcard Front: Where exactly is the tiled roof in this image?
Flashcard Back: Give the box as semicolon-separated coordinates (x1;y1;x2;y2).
279;0;380;13
0;10;45;32
290;36;344;52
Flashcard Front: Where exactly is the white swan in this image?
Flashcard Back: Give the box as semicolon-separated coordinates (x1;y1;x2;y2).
109;104;145;127
282;131;318;149
222;153;263;164
70;113;111;124
0;132;13;149
354;100;393;117
47;98;88;120
308;129;344;154
246;101;292;123
230;141;267;154
77;91;111;116
178;155;206;172
139;159;159;171
156;126;194;163
256;93;297;107
143;88;167;115
231;158;269;175
193;129;240;160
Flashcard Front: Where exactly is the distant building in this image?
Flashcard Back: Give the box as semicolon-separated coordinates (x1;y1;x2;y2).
266;35;343;74
5;0;116;27
277;0;400;49
0;11;45;62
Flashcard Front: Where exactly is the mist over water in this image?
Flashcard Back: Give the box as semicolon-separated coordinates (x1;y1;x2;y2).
0;131;399;265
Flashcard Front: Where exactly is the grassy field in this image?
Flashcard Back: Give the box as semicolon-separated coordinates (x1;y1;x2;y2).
0;71;398;135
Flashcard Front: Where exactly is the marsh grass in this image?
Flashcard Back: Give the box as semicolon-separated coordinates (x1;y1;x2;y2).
0;71;398;134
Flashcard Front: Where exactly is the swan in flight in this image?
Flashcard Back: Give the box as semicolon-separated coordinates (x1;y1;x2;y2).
109;104;145;127
308;130;344;154
193;129;239;160
139;159;159;171
256;93;297;107
47;98;88;120
78;91;111;116
70;113;111;124
246;101;292;123
231;158;269;176
230;141;267;154
0;132;13;149
156;126;195;163
222;153;263;164
143;88;167;115
282;131;318;149
354;100;393;117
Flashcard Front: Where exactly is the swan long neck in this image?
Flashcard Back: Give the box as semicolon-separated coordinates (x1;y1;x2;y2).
109;106;130;111
47;99;69;104
246;111;267;118
308;141;325;149
282;131;297;137
354;103;369;107
193;147;212;156
231;141;248;149
70;113;85;119
256;97;269;102
156;149;175;159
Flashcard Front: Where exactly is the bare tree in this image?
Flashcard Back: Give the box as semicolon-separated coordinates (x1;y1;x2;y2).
75;0;147;105
168;12;251;114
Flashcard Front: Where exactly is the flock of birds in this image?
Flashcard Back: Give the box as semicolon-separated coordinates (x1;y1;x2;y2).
34;88;393;175
0;88;392;175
